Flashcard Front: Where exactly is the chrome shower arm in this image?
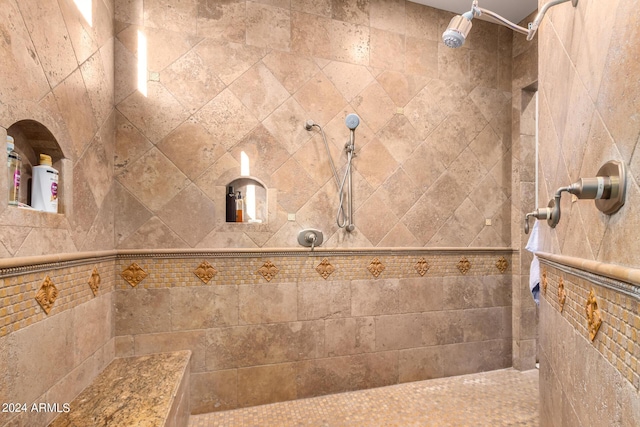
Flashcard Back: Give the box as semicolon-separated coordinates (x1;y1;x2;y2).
476;7;529;36
527;0;577;40
474;0;576;40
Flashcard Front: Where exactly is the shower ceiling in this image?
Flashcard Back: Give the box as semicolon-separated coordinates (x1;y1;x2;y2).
409;0;537;24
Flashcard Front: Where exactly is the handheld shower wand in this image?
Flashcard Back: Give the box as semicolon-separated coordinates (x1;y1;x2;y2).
304;114;360;233
342;114;359;232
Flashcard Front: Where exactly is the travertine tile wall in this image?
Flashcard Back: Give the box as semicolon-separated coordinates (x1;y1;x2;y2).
536;0;640;265
539;262;640;426
511;11;539;370
113;0;513;249
113;250;513;413
537;0;640;425
0;0;116;257
0;259;116;427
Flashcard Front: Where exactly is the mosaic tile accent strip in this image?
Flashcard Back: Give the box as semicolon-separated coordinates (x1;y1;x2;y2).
457;257;471;275
113;251;513;288
367;258;385;278
315;258;335;280
414;258;430;276
0;260;117;338
194;261;217;284
540;263;640;390
35;276;59;315
585;289;602;342
88;267;101;296
542;268;548;295
496;256;509;274
557;277;566;313
121;263;148;287
258;261;279;282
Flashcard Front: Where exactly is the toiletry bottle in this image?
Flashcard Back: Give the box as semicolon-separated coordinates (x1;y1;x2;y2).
235;191;244;222
6;136;21;206
226;185;236;222
31;154;59;213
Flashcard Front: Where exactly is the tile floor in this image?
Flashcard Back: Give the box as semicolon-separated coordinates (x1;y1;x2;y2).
189;368;539;426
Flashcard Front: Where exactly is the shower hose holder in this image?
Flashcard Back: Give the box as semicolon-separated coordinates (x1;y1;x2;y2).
524;160;627;234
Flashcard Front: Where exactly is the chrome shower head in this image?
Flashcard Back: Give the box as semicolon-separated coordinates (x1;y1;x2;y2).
345;114;360;130
442;11;474;48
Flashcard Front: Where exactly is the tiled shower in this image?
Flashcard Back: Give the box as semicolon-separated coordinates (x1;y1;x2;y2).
1;0;639;426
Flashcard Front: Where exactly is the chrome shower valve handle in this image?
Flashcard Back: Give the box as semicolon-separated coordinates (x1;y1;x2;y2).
524;200;556;234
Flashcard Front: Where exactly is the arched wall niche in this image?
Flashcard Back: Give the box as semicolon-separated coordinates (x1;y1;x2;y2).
5;119;68;213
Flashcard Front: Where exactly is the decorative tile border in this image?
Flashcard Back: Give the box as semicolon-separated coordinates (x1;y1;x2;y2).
194;261;217;284
457;257;471;275
540;260;640;390
414;258;430;276
0;260;116;338
585;289;602;342
88;267;100;296
121;263;148;287
0;249;512;338
315;258;335;280
257;261;279;282
496;256;509;274
368;258;385;278
35;276;58;315
557;277;566;313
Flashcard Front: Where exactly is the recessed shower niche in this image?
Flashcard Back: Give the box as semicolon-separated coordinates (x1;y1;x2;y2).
225;177;267;223
5;120;68;214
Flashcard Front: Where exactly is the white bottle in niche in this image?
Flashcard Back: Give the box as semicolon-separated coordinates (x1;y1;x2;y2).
31;154;59;213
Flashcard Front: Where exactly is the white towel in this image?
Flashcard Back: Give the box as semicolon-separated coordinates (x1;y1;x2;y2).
525;221;541;305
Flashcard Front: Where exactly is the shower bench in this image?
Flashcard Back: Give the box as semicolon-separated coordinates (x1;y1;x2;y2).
49;351;191;427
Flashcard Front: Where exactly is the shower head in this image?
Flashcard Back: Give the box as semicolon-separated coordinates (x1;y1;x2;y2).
345;114;360;130
442;11;474;48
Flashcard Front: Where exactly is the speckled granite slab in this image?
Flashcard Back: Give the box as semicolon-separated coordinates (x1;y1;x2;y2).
49;351;191;427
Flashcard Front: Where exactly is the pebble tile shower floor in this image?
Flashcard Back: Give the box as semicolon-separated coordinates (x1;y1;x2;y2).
189;368;538;426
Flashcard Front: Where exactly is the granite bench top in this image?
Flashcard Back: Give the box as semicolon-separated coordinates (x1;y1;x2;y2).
49;351;191;427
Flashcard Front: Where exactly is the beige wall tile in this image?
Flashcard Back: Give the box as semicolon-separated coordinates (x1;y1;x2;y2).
375;313;423;351
323;61;375;103
324;317;375;356
246;2;291;51
398;346;443;384
237;363;297;407
116;147;190;213
206;321;324;369
17;0;77;88
115;288;171;335
239;282;297;324
294;71;348;126
144;0;198;35
330;20;370;65
170;285;238;331
229;62;290;121
263;51;321;95
290;11;332;58
190;369;238;414
331;0;369;26
295;351;398;399
197;0;246;42
297;280;351;320
351;279;399;316
161;50;226;115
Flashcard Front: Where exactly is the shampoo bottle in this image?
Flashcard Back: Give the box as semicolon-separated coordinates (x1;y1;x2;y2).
226;185;236;222
31;154;59;213
235;191;244;222
6;136;21;206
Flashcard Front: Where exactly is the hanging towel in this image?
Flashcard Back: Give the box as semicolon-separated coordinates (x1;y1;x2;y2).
525;221;542;306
